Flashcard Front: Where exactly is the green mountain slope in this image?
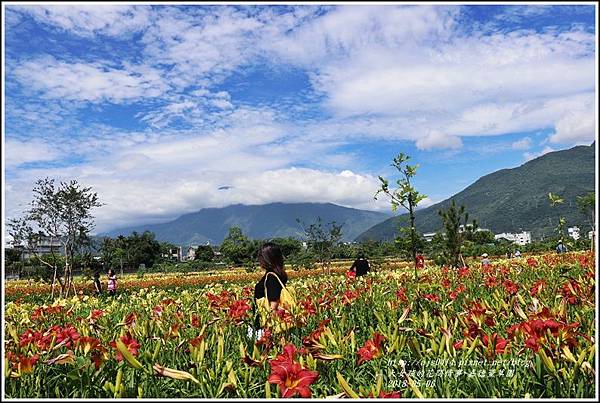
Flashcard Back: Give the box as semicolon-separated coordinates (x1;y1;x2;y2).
357;143;596;241
101;202;391;245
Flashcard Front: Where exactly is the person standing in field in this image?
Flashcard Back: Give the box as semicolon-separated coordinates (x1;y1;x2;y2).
250;242;289;339
107;269;117;296
93;271;102;295
349;253;370;277
556;240;568;254
480;253;491;267
416;252;425;269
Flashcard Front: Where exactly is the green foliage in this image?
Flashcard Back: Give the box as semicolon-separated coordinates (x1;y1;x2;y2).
100;231;162;271
194;245;215;262
7;177;102;297
219;227;255;266
576;192;595;231
288;248;316;271
438;200;477;268
548;192;567;239
268;237;303;259
297;217;343;272
4;248;22;264
375;152;426;279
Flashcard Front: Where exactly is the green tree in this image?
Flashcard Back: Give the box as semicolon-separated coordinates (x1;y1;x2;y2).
194;245;215;262
8;178;102;298
269;237;303;259
576;192;595;250
470;229;495;245
297;217;343;274
220;227;254;266
375;153;427;281
438;200;476;268
548;192;566;240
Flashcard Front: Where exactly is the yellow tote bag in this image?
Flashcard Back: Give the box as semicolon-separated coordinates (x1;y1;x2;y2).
256;272;297;333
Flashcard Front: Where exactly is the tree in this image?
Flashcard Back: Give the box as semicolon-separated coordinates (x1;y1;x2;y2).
438;200;477;268
375;153;427;281
548;192;566;239
100;232;162;271
220;227;254;266
470;229;495;245
576;192;595;250
297;217;343;274
7;178;102;298
194;245;215;262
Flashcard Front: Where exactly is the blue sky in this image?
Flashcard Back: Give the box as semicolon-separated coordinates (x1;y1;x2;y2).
3;3;597;233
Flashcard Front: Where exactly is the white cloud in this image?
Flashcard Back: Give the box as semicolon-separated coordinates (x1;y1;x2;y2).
5;139;60;168
14;5;151;37
523;146;555;161
416;130;463;150
511;137;532;150
13;57;168;103
549;110;596;144
265;7;595;149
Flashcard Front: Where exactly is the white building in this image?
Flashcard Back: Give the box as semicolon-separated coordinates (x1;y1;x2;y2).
494;231;531;246
568;226;580;240
423;232;437;242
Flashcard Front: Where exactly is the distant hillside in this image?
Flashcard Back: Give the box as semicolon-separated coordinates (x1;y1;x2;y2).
357;143;596;241
101;202;391;245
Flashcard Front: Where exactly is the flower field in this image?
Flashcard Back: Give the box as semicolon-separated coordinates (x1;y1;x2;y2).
3;251;596;398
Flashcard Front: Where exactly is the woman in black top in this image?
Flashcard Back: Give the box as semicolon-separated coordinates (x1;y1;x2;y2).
252;242;288;330
349;253;370;276
93;271;102;295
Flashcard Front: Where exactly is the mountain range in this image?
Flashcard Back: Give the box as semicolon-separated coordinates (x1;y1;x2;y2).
356;143;596;241
101;143;595;245
100;202;391;245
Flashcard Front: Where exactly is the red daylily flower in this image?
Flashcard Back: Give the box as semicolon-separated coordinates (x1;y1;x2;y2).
78;336;105;354
299;298;317;316
396;288;408;302
18;354;39;374
527;257;538;267
561;279;581;304
441;278;451;289
423;293;440;302
302;319;331;348
449;284;466;301
189;334;205;348
346;270;356;280
458;267;470;278
484;276;498;288
482;333;509;355
268;360;319;398
228;300;251;323
109;331;140;362
529;280;546;297
19;329;43;348
357;333;386;365
503;279;518;295
191;315;201;328
90;309;104;320
268;344;319;398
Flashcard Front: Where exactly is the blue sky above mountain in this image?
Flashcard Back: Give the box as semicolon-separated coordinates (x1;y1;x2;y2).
3;4;596;233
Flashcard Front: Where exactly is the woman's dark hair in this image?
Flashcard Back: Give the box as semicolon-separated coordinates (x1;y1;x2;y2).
108;269;115;276
258;242;287;282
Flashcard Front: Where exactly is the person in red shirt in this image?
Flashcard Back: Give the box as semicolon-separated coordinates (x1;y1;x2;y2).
416;252;425;269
